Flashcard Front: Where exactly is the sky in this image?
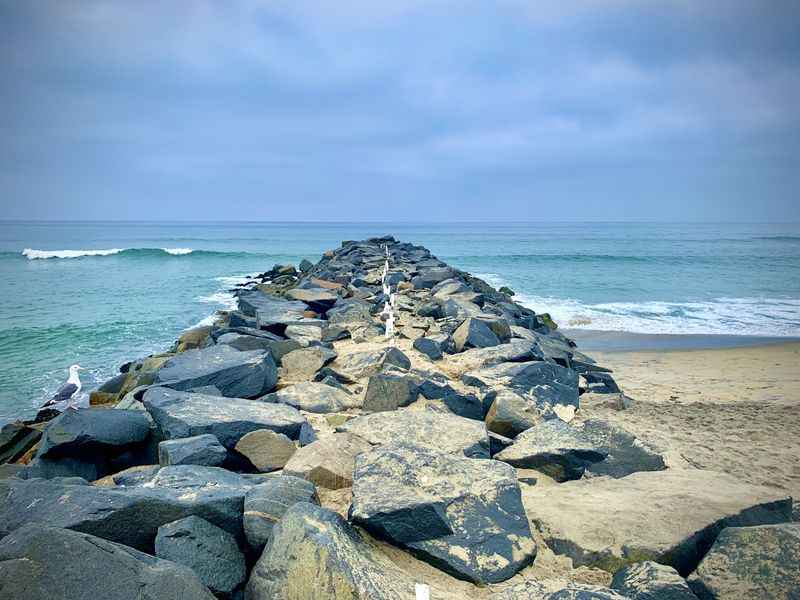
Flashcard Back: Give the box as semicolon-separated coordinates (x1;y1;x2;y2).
1;1;798;222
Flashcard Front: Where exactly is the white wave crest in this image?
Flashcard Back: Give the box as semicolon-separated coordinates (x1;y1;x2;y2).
197;290;238;311
162;247;193;255
22;248;125;260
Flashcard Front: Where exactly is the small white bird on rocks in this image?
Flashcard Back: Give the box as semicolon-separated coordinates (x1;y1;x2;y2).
40;364;84;410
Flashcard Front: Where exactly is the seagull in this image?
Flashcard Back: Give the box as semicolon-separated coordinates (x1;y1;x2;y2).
40;364;84;411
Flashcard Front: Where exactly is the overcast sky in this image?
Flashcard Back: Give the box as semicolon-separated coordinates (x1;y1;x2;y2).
1;1;798;221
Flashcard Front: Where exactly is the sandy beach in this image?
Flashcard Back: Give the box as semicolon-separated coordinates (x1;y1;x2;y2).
580;341;800;503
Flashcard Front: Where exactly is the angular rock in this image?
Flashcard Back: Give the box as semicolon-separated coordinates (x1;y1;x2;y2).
282;433;371;490
243;475;319;553
246;503;428;599
574;419;666;479
463;361;579;408
143;387;306;449
234;429;296;472
475;315;512;342
452;317;501;352
495;420;607;481
37;408;150;460
0;422;42;464
334;346;411;379
439;390;484;421
0;524;215;600
363;372;418;413
236;291;307;328
154;345;278;398
285;287;338;312
0;465;256;550
326;298;374;326
261;381;358;414
158;434;227;467
283;323;323;346
280;346;337;381
155;515;246;596
413;336;444;360
612;561;698;600
350;443;536;583
688;522;800;600
340;408;490;458
411;268;456;289
522;469;792;575
489;580;631;600
484;388;548;437
216;332;278;352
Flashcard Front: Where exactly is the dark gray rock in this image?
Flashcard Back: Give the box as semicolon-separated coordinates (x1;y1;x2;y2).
575;419;666;479
495;420;607;481
236;291;307;328
155;515;246;596
154;345;278;398
326;298;374;326
688;523;800;600
413;336;444;360
463;361;580;409
143;387;306;449
0;524;216;600
0;466;256;551
475;315;512;342
299;258;313;272
261;381;358;414
246;502;426;599
158;434;227;467
243;475;319;553
285;287;338;312
612;561;698;600
37;408;150;460
283;323;323;346
583;371;621;394
452;318;501;352
349;443;536;584
363;373;418;413
484;388;548;437
411;268;456;289
216;332;278;352
0;422;42;464
439;390;484;421
489;580;631;599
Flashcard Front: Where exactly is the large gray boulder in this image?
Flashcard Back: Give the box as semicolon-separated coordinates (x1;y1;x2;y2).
280;346;337;381
495;420;607;481
0;524;215;600
349;443;536;583
246;502;440;600
285;287;338;312
37;408;150;459
412;336;443;360
236;291;307;328
243;475;319;553
574;419;666;479
463;361;579;408
158;434;227;467
334;346;411;379
363;372;418;412
489;580;631;599
282;433;372;489
612;561;698;600
339;408;490;458
143;387;306;449
261;381;358;414
411;268;456;289
155;515;246;597
522;469;792;575
154;345;278;398
234;429;296;472
484;388;548;437
0;466;256;551
452;317;501;352
687;522;800;600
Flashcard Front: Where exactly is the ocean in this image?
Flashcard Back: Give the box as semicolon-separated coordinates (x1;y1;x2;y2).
1;221;799;424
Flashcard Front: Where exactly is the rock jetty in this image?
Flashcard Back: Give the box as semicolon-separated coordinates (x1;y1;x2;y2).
0;235;795;599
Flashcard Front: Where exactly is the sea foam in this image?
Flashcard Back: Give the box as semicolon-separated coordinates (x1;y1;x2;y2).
22;248;126;259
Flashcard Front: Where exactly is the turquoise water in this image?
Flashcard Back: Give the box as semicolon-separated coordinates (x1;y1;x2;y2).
1;221;799;424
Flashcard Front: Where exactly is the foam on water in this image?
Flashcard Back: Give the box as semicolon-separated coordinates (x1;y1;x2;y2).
22;247;126;259
162;247;193;255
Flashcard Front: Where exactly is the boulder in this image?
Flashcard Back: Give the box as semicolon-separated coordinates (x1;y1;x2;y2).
216;332;277;352
283;323;323;346
495;420;607;481
246;502;432;599
158;434;227;467
243;475;319;553
489;580;630;599
143;387;306;449
363;373;418;413
37;408;150;459
326;299;374;326
261;381;358;414
463;361;579;409
280;346;337;381
484;388;548;437
452;318;501;352
411;268;456;289
0;524;215;600
451;340;545;374
687;523;800;600
438;390;484;421
612;561;698;600
234;429;296;472
175;326;212;353
574;419;666;478
299;258;313;272
236;291;307;328
0;466;257;550
339;408;490;458
334;346;411;379
155;516;246;597
522;469;792;575
350;443;536;583
154;345;278;398
475;315;512;342
285;287;338;312
0;422;42;464
413;336;443;360
282;433;371;490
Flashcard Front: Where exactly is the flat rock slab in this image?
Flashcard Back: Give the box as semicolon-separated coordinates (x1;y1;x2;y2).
350;443;536;584
495;419;607;481
574;419;666;479
158;433;227;467
244;475;319;553
334;346;411;379
37;408;150;459
154;345;277;398
0;466;255;551
234;429;296;472
283;432;372;489
489;580;630;599
261;381;358;413
246;502;444;600
612;561;698;600
0;524;215;600
523;469;792;575
237;291;307;326
688;523;800;600
143;387;306;449
155;515;246;596
339;408;490;458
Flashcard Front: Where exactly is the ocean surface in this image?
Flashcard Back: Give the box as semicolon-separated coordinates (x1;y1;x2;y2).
1;221;799;424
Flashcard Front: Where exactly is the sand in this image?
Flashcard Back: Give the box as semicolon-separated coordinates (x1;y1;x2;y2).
580;341;800;501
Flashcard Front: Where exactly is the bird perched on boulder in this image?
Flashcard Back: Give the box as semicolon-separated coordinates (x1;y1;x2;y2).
36;364;84;421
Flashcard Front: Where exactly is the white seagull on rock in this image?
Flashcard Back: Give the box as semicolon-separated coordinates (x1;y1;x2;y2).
40;364;84;411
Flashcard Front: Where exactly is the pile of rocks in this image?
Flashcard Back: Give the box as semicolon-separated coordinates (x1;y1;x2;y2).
0;236;796;600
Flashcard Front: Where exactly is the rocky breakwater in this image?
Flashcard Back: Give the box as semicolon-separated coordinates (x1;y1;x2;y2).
0;235;796;600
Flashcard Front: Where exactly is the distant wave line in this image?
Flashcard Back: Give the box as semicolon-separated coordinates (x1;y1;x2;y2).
17;247;282;260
